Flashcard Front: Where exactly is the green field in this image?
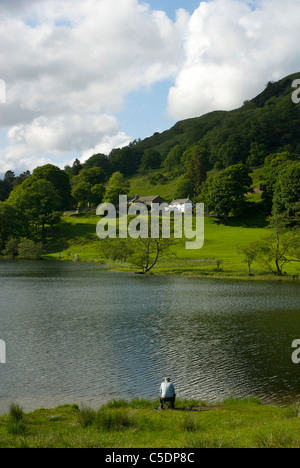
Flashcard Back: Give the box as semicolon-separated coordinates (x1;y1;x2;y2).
43;210;300;279
1;398;300;448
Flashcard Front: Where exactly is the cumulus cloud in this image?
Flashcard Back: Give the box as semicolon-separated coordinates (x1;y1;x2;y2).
0;0;189;173
168;0;300;119
1;0;300;174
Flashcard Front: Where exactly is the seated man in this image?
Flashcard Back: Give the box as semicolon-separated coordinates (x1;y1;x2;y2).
159;377;176;409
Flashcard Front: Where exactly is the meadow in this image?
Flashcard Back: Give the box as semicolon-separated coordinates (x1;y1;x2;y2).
43;211;300;279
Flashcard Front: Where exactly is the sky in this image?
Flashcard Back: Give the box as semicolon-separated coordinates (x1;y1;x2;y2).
0;0;300;175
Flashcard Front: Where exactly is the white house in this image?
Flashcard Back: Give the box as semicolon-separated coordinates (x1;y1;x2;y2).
167;198;196;213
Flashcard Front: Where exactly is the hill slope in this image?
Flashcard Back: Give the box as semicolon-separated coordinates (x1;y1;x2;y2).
128;72;300;168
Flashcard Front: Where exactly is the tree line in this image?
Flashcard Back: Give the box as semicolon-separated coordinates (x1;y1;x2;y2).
0;139;299;273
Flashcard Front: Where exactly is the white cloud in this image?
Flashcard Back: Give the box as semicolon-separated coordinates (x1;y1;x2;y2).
0;0;189;173
1;0;300;174
168;0;300;120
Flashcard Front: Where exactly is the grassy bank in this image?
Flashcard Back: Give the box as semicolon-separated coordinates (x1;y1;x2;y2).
42;212;300;280
1;398;300;448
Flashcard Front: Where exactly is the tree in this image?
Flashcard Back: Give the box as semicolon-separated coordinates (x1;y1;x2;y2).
164;145;184;173
71;181;92;209
251;215;300;276
202;164;253;220
260;152;299;213
2;237;19;257
246;142;267;167
109;146;139;176
73;167;106;187
8;178;62;237
65;158;82;178
32;164;72;210
90;184;106;206
128;237;174;273
83;153;112;178
141;149;162;170
0;179;10;201
0;202;24;250
174;179;194;200
104;172;130;206
186;146;207;195
4;171;16;192
272;161;300;219
237;243;258;276
18;238;43;260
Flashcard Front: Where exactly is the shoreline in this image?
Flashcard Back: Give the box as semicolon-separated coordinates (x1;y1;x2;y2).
1;255;299;283
1;397;300;448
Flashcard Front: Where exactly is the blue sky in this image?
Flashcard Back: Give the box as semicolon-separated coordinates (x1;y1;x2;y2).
147;0;202;18
119;1;204;140
0;0;299;175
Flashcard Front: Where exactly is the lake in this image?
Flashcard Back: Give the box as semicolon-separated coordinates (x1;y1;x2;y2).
0;260;299;414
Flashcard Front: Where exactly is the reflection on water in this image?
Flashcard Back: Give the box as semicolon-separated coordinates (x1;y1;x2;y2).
0;260;299;414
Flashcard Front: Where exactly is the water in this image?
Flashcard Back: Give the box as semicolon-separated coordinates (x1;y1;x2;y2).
0;260;299;414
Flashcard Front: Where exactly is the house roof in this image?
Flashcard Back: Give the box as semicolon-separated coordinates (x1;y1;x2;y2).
135;196;166;204
169;198;194;205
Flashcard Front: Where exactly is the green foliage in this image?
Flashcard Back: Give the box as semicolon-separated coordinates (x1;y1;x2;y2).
18;238;43;260
104;172;130;205
174;179;194;200
237;242;258;275
202;164;253;219
260;152;299;213
71;181;93;208
186;146;207;195
98;238;134;263
109;146;140;176
71;167;107;208
9;178;62;235
118;73;300;174
272;161;300;218
141;148;162;170
247;142;267;166
83;153;112;178
32;164;72;210
0;202;24;249
0;179;11;201
2;236;19;257
163;145;184;173
241;215;300;276
73;167;106;186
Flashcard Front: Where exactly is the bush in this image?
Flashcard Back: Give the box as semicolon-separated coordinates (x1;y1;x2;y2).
2;237;19;257
18;238;43;259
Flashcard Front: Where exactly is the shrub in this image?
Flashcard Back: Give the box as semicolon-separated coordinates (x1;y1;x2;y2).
18;238;43;260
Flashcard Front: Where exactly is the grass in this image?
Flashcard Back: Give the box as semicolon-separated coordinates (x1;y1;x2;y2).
42;211;300;279
0;398;299;448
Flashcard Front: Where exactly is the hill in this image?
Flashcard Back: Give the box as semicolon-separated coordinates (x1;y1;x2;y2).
128;72;300;168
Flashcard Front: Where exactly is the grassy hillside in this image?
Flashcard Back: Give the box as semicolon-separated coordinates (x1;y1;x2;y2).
1;398;300;448
130;72;300;166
